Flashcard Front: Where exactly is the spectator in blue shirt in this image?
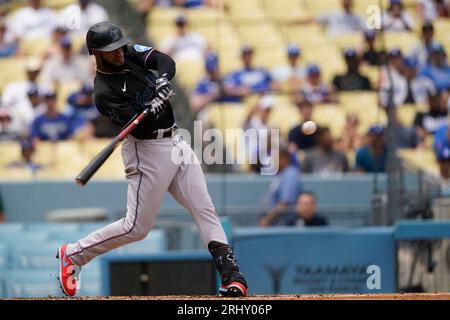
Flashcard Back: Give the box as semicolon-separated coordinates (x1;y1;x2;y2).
259;149;301;226
31;91;73;142
66;82;97;131
224;45;276;100
434;123;450;180
189;52;239;115
301;64;338;104
420;43;450;91
278;192;328;227
355;125;387;173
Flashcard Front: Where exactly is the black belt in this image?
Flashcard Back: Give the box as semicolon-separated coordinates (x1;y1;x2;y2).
148;125;177;139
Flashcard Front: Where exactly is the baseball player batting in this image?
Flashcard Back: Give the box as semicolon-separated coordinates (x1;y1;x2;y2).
56;22;248;297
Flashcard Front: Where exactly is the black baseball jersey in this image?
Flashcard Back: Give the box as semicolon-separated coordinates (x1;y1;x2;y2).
94;44;175;139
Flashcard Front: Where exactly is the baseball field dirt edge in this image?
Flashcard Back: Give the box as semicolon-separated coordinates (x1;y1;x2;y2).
3;293;450;300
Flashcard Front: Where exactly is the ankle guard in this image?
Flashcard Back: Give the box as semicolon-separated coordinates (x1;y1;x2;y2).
208;241;247;288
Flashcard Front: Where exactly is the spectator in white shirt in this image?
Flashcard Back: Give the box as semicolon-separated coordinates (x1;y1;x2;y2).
59;0;109;35
383;0;415;32
160;15;208;61
378;48;407;108
271;44;304;90
7;0;56;40
40;36;91;88
416;0;450;22
1;57;42;116
6;84;46;137
316;0;365;37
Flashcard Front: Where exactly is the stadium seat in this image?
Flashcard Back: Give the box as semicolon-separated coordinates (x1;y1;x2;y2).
398;148;440;177
226;0;267;20
19;37;52;58
0;58;27;91
43;0;75;9
235;23;285;49
304;0;341;16
313;103;346;137
3;269;63;298
261;0;308;22
0;142;21;167
398;105;417;126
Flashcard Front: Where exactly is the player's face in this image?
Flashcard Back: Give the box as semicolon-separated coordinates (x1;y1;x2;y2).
101;48;125;67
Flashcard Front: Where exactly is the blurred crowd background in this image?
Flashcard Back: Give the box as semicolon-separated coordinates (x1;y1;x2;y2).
0;0;449;180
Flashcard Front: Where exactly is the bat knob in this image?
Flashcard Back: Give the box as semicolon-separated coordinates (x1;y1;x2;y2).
75;177;86;187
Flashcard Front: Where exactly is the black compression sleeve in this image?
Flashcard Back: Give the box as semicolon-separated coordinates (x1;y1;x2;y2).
145;50;176;80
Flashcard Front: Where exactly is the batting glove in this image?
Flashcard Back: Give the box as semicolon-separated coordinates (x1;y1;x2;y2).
155;75;174;101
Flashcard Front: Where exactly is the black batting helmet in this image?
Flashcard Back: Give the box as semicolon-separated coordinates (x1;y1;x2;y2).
86;22;130;55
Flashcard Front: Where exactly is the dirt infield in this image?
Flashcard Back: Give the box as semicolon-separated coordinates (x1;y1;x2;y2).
8;293;450;300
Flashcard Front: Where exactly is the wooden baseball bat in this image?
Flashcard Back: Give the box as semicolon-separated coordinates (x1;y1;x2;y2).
75;108;151;186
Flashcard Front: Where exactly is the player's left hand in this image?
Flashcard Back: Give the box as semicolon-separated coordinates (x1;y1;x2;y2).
155;76;174;101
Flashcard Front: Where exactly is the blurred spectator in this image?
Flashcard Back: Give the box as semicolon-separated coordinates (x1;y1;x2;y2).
7;0;56;39
335;113;363;152
383;0;415;32
378;48;407;108
300;64;337;104
174;0;223;8
332;48;372;91
40;36;91;87
160;15;208;61
402;56;436;104
7;138;43;173
243;95;274;173
355;125;387;173
409;22;438;67
279;192;328;227
258;148;301;227
414;90;448;140
391;108;419;149
288;98;319;151
360;29;385;66
1;57;42;111
302;127;349;174
190;53;238;118
0;107;17;140
30;91;73;142
60;0;109;35
5;85;46;139
433;121;450;179
271;44;304;89
65;82;97;132
224;45;275;99
416;0;449;22
0;18;17;58
43;26;68;60
315;0;364;37
419;43;450;92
